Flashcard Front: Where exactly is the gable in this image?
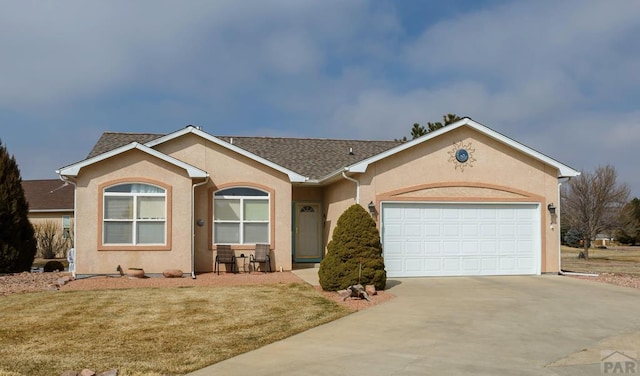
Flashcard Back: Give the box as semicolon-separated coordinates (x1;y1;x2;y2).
348;118;579;178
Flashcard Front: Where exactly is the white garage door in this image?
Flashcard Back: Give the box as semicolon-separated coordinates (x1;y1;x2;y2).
382;203;540;277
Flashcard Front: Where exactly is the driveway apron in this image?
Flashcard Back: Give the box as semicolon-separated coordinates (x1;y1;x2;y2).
187;275;640;375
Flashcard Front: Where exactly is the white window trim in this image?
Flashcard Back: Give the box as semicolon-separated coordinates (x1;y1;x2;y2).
213;188;270;245
103;185;167;245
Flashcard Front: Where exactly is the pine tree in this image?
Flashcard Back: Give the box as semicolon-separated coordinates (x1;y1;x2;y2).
319;204;386;291
0;139;36;273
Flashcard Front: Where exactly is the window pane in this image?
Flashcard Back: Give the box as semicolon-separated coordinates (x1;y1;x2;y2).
104;222;133;243
106;183;164;193
244;200;268;221
105;197;133;219
244;223;268;243
214;199;241;220
131;184;164;193
137;222;165;244
138;197;165;219
215;187;267;197
214;223;240;243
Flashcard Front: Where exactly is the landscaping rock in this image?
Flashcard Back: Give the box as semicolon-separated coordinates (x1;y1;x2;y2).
80;369;96;376
337;289;350;298
163;269;183;278
343;284;370;301
97;369;118;376
365;284;377;296
61;371;79;376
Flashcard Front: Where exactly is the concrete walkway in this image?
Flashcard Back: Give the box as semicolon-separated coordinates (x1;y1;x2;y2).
188;271;640;375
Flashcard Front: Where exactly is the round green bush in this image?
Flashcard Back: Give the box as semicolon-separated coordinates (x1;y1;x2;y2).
319;204;386;291
43;260;65;272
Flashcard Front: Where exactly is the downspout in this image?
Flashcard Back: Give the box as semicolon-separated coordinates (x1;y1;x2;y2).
341;171;360;204
58;175;77;279
191;176;209;279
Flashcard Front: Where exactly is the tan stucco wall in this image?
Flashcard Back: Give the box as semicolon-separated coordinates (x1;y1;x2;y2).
155;134;294;272
28;212;73;227
74;149;194;275
322;127;561;273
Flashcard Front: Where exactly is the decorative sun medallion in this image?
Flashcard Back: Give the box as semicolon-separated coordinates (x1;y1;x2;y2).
448;141;476;171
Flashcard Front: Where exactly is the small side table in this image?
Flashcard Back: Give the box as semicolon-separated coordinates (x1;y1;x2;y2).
237;255;249;273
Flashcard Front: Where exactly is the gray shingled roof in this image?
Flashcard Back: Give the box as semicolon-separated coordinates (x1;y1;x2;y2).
87;131;401;180
87;132;164;158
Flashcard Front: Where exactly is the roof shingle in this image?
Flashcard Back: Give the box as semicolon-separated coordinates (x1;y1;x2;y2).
87;131;401;180
22;179;74;211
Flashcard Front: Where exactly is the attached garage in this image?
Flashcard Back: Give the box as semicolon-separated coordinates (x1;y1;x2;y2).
382;202;540;277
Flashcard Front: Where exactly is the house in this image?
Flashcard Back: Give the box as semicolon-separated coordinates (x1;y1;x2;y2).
22;179;75;238
56;118;580;278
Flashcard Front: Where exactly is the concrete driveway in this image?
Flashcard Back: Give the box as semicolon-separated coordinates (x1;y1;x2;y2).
188;274;640;375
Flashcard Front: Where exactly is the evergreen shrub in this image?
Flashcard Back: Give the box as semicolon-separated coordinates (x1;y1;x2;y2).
319;204;386;291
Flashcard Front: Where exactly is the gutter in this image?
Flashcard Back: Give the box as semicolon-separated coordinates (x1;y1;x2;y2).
341;171;360;204
191;176;210;279
57;174;77;279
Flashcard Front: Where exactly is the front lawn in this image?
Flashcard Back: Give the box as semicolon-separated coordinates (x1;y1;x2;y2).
0;283;350;376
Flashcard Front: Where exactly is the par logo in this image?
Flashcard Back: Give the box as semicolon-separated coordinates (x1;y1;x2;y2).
601;350;637;374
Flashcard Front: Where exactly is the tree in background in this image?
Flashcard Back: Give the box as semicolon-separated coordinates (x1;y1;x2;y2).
561;165;629;259
617;198;640;245
318;204;386;291
0;139;37;272
563;228;583;248
34;220;72;259
398;113;463;142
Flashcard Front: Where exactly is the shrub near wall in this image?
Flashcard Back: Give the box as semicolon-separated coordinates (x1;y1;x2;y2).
319;204;386;291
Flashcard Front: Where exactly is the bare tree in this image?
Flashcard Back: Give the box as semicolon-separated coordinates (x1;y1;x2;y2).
34;220;72;259
561;165;629;259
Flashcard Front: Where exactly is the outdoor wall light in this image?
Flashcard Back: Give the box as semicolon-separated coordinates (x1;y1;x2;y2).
368;201;376;215
547;203;556;216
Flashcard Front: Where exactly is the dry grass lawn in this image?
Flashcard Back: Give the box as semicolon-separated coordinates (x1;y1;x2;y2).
0;283;350;376
561;245;640;274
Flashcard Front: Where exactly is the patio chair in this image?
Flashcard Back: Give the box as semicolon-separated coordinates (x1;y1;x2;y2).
250;244;271;273
215;244;237;275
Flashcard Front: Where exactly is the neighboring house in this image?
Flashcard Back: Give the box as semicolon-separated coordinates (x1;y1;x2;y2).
57;118;580;278
22;179;75;237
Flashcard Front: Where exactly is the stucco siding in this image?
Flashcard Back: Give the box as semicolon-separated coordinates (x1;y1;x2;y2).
74;150;193;275
156;134;294;272
323;127;562;274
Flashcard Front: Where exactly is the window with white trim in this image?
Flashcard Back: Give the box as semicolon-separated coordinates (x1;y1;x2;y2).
103;183;166;245
213;187;269;244
62;215;71;239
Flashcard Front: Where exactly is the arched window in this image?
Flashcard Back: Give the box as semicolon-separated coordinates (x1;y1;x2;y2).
103;183;166;245
214;187;269;244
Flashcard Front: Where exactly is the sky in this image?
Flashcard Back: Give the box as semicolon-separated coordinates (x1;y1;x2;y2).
2;0;639;198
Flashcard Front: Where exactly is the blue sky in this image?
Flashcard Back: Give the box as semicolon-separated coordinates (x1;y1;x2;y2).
2;0;639;197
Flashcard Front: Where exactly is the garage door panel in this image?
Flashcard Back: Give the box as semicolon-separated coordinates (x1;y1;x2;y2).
405;224;422;237
382;203;539;277
405;241;422;255
462;258;480;272
385;223;403;238
443;258;461;272
462;241;479;254
444;224;460;236
462;224;478;236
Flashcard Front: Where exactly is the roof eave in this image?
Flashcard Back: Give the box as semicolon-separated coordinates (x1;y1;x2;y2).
57;142;209;179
